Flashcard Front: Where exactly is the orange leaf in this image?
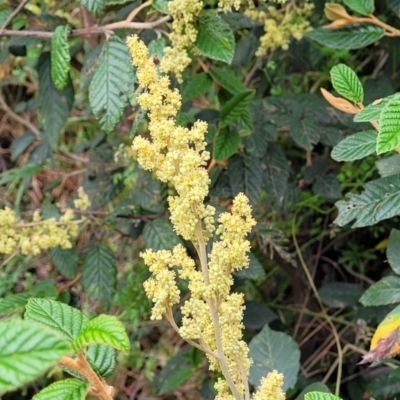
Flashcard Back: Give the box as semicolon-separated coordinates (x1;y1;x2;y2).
324;3;357;22
320;88;359;114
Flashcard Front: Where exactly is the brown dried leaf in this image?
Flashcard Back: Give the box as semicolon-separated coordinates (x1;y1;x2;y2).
320;88;359;114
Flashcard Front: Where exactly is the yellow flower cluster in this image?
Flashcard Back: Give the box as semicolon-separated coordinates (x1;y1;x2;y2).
127;35;260;399
74;187;91;211
252;370;285;400
0;207;78;256
246;1;314;54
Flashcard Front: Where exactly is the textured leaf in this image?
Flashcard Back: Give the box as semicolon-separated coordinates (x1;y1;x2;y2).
331;130;377;161
152;0;169;14
243;301;277;330
376;154;400;177
89;36;135;131
38;52;74;149
387;0;400;18
334;174;400;227
228;154;262;206
25;298;88;341
343;0;374;15
82;244;117;303
249;325;300;391
330;63;363;103
11;132;36;161
0;293;31;315
295;383;331;400
143;219;182;251
32;379;89;400
313;173;341;199
305;393;342;400
209;67;246;95
306;24;384;49
262;144;290;204
377;94;400;154
77;0;106;15
319;282;364;307
73;314;130;353
360;276;400;306
50;247;78;278
289;120;320;150
87;344;116;376
182;73;213;101
234;253;267;281
0;319;69;394
220;90;255;127
388;229;400;274
195;11;235;63
354;96;393;122
50;25;71;90
213;127;240;160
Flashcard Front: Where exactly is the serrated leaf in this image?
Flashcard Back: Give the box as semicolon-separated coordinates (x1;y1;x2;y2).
330;63;363;103
213;127;240;160
312;173;341;199
376;154;400;177
181;73;213;101
387;0;400;18
343;0;374;15
262;143;290;205
228;154;262;206
331;130;377;161
32;378;90;400
354;96;393;122
234;253;267;281
77;0;106;15
249;325;300;391
142;219;182;251
306;24;384;49
50;247;78;278
195;11;235;63
11;132;36;161
25;298;88;341
87;344;116;376
89;36;135;131
82;244;117;303
334;174;400;227
305;393;342;400
295;383;331;400
290;120;320;150
0;293;31;315
388;229;400;274
360;276;400;306
319;282;364;307
0;319;70;394
38;52;74;149
209;67;246;95
73;314;130;353
51;25;71;90
221;90;255;127
377;94;400;154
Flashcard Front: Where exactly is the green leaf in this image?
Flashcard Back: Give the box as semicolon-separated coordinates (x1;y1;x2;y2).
195;11;235;63
305;393;342;400
334;174;400;227
249;325;300;391
306;24;384;49
50;247;78;278
142;219;183;251
228;154;262;206
319;282;364;307
0;319;70;394
360;275;400;306
312;173;341;199
11;132;36;161
87;344;116;376
77;0;106;15
0;164;41;185
0;293;31;316
387;0;400;18
89;36;135;131
377;94;400;154
289;120;320;150
38;52;74;149
235;253;267;282
388;229;400;274
331;130;377;162
25;298;88;341
181;73;213;101
152;0;169;13
330;63;363;103
209;67;247;95
243;301;277;330
50;25;71;90
354;96;393;122
73;314;130;353
82;243;117;304
343;0;374;15
295;383;331;400
220;90;255;127
213;127;240;160
376;154;400;177
32;379;90;400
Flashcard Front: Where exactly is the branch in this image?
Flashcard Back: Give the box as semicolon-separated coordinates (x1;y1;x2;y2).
0;0;30;34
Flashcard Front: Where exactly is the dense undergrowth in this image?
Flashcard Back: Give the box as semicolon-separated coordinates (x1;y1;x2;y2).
1;0;400;399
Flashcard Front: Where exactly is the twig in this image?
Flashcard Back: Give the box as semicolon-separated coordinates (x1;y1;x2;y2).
0;0;30;34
